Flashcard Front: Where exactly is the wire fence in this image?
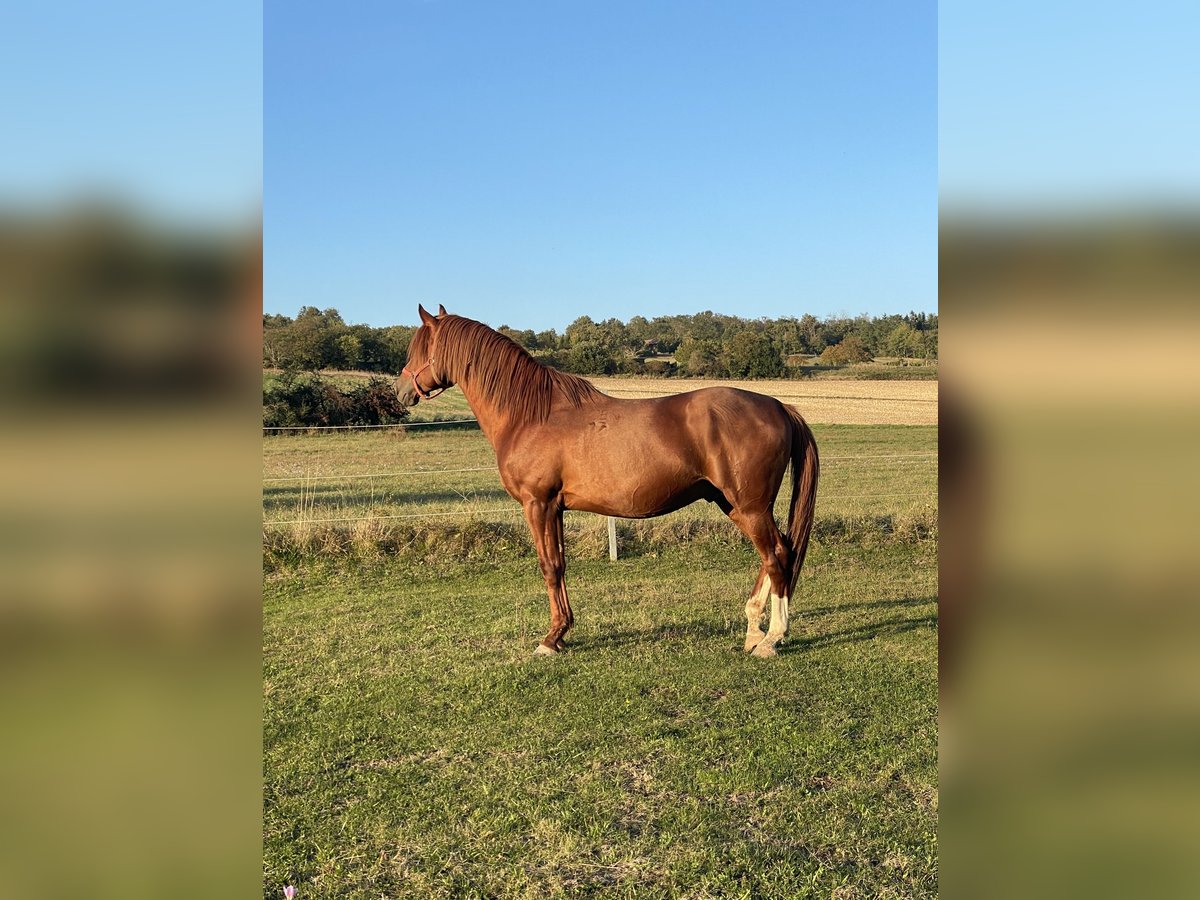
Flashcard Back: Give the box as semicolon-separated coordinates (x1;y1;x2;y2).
264;454;937;527
262;452;937;484
265;490;938;528
263;418;478;432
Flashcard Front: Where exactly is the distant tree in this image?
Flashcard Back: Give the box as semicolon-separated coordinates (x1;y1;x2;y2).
770;317;805;358
378;325;416;371
626;315;650;346
498;325;538;350
798;314;825;353
262;305;936;377
883;322;925;359
819;335;873;366
596;317;631;351
922;328;938;360
335;333;363;370
672;337;698;370
725;331;784;378
565;315;600;347
272;315;329;370
675;337;725;376
688;311;724;342
642;317;683;353
563;341;616;375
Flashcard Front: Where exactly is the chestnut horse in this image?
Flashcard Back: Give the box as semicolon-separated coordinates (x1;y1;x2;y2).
398;305;819;658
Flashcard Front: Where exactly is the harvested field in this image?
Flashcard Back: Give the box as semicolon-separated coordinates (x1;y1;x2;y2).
587;376;938;425
264;371;938;426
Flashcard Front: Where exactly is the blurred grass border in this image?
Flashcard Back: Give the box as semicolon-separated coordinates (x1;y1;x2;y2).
0;205;264;900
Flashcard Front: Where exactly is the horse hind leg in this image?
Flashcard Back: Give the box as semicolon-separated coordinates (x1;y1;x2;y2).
744;571;770;652
729;507;792;657
752;530;793;659
754;588;790;659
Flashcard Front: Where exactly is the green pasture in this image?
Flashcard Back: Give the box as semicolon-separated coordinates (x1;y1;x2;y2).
263;424;936;536
263;423;937;898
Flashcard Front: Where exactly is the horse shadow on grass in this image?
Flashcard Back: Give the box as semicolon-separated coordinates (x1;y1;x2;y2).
582;619;730;651
782;594;938;653
572;594;937;654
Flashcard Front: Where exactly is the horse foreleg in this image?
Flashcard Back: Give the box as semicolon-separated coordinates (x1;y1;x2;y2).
523;499;572;655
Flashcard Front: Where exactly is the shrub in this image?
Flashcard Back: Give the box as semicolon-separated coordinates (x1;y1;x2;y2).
642;359;676;377
818;336;873;366
263;372;410;428
725;332;784;378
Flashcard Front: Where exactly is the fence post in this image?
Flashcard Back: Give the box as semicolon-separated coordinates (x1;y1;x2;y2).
607;516;618;561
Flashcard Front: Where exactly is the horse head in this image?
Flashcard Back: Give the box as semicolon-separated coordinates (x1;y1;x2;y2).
397;303;451;405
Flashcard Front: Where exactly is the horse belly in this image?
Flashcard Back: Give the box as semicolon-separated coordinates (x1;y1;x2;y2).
559;431;704;518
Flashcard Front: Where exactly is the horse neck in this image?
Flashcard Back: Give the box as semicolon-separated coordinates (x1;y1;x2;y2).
444;348;520;447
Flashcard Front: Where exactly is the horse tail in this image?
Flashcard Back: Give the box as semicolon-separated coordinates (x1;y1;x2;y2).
784;405;819;599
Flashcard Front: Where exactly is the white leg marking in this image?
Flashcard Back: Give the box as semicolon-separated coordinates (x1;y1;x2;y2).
744;579;771;651
752;591;790;658
767;591;789;638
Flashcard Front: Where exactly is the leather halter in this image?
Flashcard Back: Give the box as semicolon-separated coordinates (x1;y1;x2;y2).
400;356;447;401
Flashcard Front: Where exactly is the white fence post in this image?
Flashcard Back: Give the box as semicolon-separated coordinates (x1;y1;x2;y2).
607;516;618;561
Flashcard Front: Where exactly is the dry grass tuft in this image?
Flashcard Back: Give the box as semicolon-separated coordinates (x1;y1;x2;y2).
263;507;937;571
814;505;938;547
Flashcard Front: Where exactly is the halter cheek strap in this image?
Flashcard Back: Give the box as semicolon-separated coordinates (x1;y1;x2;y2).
401;357;447;401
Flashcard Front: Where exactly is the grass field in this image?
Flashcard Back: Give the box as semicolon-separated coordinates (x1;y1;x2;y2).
263;381;938;898
263;424;936;569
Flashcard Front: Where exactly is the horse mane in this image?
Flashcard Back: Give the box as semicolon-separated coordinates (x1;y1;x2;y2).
437;316;604;424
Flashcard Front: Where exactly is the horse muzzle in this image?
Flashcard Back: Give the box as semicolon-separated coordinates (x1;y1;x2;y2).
395;377;419;407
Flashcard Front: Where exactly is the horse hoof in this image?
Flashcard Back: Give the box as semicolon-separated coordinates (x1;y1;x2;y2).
751;643;778;659
533;644;558;657
744;635;765;652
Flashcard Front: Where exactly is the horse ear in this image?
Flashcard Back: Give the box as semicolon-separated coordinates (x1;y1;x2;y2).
437;304;448;317
418;304;435;326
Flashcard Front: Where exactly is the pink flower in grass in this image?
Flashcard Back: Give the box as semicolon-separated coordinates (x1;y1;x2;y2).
283;887;296;900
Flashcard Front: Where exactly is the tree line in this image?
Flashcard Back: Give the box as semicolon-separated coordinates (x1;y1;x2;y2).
263;306;937;378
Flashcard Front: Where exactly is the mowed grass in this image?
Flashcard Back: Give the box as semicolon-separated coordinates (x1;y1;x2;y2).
263;412;938;897
264;536;936;899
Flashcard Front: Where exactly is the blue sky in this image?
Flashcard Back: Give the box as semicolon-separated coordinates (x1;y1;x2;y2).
5;1;1196;333
940;0;1200;213
265;1;937;330
0;1;261;225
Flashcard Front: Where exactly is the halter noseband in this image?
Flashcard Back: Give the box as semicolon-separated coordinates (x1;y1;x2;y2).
400;356;447;401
